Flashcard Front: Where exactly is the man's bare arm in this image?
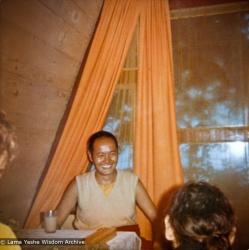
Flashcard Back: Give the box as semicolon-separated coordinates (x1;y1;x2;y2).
135;179;157;223
56;180;77;228
136;180;163;249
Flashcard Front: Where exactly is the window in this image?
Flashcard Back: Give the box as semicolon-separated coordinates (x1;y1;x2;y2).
171;4;249;249
103;27;138;170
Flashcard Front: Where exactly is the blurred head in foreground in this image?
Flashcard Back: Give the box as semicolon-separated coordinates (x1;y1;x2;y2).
165;181;236;250
0;112;17;179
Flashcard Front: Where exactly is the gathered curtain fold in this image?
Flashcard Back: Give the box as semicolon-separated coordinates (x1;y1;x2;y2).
25;0;141;228
134;0;184;239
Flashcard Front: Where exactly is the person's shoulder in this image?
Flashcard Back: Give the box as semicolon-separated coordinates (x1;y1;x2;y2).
118;169;136;176
76;170;94;181
0;223;21;249
118;169;138;181
0;222;16;238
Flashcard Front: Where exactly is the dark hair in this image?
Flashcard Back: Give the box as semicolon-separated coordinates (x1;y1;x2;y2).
87;130;118;154
168;182;235;250
0;111;17;164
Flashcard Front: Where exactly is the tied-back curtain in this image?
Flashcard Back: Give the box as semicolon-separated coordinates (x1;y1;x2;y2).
25;0;141;228
134;0;184;239
25;0;183;238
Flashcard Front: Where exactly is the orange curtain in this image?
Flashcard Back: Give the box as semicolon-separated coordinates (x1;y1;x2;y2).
25;0;141;228
25;0;183;238
134;0;184;239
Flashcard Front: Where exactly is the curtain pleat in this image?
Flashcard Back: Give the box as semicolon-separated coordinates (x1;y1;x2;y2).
25;0;141;228
134;0;184;239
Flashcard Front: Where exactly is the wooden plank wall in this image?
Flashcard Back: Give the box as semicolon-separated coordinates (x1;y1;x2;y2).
0;0;103;227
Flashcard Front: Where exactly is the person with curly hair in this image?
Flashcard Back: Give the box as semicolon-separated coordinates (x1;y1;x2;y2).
0;111;20;249
164;182;236;250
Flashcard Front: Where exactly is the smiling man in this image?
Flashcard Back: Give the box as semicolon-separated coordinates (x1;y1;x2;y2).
56;130;157;232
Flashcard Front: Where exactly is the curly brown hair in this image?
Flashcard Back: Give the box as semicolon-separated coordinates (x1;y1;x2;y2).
168;182;235;250
0;111;17;168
